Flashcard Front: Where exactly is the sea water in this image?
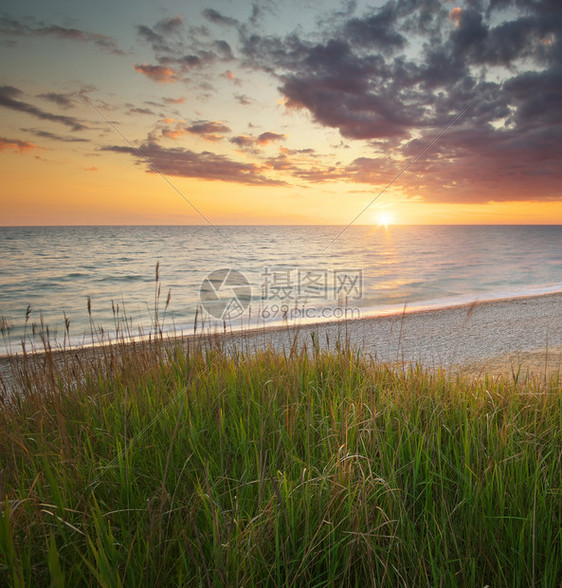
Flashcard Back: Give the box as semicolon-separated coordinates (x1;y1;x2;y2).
1;225;561;353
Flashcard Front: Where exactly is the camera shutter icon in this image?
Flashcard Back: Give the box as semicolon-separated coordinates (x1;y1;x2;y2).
199;268;251;320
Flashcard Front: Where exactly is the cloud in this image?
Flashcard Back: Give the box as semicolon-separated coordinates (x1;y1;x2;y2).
258;149;347;182
223;70;240;84
163;96;185;104
135;15;235;90
37;91;76;109
238;0;562;202
234;93;254;105
0;86;87;131
154;15;184;35
137;24;167;53
127;105;156;115
214;40;234;60
449;7;463;27
101;141;285;186
343;5;406;52
257;132;286;145
187;120;231;135
341;121;562;203
0;15;123;54
229;135;256;148
160;120;231;142
136;16;186;55
202;9;238;28
134;63;179;83
20;128;90;142
228;131;286;150
0;136;38;153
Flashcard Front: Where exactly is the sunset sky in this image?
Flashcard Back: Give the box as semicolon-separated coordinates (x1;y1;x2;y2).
1;0;561;225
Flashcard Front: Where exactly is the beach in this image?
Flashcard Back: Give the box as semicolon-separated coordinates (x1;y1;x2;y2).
225;290;562;369
3;290;561;388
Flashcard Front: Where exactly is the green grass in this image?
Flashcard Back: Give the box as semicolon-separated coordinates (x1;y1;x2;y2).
0;336;560;586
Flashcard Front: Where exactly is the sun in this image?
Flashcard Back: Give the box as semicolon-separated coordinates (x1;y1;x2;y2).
377;212;394;227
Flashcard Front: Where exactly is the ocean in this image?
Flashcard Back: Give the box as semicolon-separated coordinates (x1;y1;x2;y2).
1;225;561;354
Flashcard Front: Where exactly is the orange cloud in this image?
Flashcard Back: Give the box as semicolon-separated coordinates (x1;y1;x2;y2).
222;70;242;86
449;7;462;27
160;120;231;142
161;127;188;140
134;63;178;83
0;137;38;153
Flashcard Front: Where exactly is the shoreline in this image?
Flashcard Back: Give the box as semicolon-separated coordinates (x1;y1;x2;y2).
218;289;562;369
4;287;562;354
1;290;561;383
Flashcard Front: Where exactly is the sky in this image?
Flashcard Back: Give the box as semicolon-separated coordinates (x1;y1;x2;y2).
1;0;562;225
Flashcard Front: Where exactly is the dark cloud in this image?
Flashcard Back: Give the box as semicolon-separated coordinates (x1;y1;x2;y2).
137;25;167;53
136;16;186;54
136;21;183;56
229;135;256;148
37;91;76;109
391;124;562;202
0;86;87;131
101;141;285;186
154;15;184;35
202;9;238;28
264;153;293;171
128;106;156;115
0;15;123;54
20;128;89;142
259;150;347;182
234;93;254;105
343;4;406;53
284;147;317;156
214;40;234;60
187;121;231;135
238;0;562;202
135;15;235;88
157;120;231;141
163;54;204;68
228;131;286;150
257;131;286;145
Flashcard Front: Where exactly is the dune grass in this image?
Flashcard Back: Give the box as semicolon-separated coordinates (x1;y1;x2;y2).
0;331;560;586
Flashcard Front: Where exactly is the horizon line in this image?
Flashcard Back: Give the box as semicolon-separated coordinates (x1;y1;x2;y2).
1;223;562;229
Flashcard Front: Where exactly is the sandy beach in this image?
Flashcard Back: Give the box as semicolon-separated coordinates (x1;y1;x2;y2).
222;290;562;366
2;291;561;387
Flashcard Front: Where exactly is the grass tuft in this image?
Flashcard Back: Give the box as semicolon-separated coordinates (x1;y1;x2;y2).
0;330;560;586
